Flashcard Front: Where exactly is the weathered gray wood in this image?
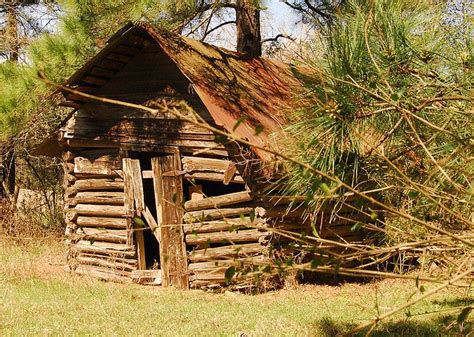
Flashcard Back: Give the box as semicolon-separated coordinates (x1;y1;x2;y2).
223;163;238;185
73;191;124;205
183;217;264;234
73;240;135;257
188;243;265;262
73;179;124;192
67;137;225;151
123;158;146;270
188;270;260;283
74;265;132;283
142;170;153;179
185;229;267;246
123;159;145;215
152;154;188;289
188;255;267;272
182;156;231;173
184;172;244;184
74;157;115;175
76;255;136;271
64;139;230;157
76;216;128;229
131;269;162;285
78;227;128;243
75;204;125;217
77;252;138;266
184;207;264;223
184;191;252;211
143;206;161;243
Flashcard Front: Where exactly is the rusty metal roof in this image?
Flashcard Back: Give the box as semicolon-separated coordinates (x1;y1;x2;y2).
57;23;310;161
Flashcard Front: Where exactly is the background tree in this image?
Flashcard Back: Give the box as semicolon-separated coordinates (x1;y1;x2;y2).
0;0;58;197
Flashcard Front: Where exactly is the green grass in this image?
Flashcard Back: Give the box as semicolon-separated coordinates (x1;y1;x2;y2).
0;238;471;336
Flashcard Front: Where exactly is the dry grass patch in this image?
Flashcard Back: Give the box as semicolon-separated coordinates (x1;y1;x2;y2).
0;238;471;336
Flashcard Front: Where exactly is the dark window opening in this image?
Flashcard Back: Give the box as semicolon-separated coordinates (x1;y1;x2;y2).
130;151;162;270
142;175;160;269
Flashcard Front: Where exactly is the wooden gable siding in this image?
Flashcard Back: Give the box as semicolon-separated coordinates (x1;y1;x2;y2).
62;42;220;155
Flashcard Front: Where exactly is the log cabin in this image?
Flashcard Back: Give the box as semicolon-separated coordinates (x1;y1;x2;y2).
35;23;378;289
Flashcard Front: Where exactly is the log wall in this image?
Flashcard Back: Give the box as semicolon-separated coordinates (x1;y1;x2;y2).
64;149;138;282
62;145;379;288
178;154;268;289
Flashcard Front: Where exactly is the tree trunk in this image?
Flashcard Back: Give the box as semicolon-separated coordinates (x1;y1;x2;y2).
5;2;19;61
236;0;261;58
2;2;19;197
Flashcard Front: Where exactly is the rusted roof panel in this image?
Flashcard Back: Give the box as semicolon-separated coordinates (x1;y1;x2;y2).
55;23;310;161
143;24;308;160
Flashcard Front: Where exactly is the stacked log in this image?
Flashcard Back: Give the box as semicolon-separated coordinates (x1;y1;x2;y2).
261;197;377;244
65;150;138;280
182;156;244;184
182;188;270;289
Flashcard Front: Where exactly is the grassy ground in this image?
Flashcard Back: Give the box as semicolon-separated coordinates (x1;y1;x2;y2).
0;237;471;336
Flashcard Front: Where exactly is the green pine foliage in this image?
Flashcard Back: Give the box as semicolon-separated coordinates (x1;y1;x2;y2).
283;0;473;237
0;0;186;144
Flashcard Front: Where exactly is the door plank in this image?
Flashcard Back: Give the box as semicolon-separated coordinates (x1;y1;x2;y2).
152;153;189;289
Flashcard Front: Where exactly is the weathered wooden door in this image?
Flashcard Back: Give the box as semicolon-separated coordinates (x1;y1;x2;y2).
123;153;188;289
151;152;188;289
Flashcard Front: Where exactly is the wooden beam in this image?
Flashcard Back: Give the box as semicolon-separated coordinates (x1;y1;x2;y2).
123;159;145;215
152;153;189;289
74;265;132;283
184;191;252;211
77;216;128;229
223;163;238;185
77;227;128;243
185;229;267;246
143;206;161;244
75;204;125;217
188;243;264;262
182;156;231;173
74;157;115;175
76;255;136;271
183;206;263;223
183;218;264;234
72;179;124;192
184;172;244;184
73;191;124;205
73;240;135;257
123;158;146;270
188;255;267;272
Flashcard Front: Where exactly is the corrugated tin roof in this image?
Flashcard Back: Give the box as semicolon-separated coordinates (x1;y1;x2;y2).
57;23;311;161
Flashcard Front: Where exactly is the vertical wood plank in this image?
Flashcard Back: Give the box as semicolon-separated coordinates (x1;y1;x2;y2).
123;158;146;270
152;152;188;289
122;159;134;246
130;160;145;216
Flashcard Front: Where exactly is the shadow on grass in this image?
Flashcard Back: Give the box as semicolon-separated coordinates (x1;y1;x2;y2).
432;297;474;308
313;313;472;337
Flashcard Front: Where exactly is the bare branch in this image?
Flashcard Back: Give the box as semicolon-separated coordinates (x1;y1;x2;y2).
261;33;295;44
201;20;236;40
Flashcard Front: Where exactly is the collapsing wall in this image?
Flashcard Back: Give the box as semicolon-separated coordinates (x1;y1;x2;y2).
62;145;377;289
